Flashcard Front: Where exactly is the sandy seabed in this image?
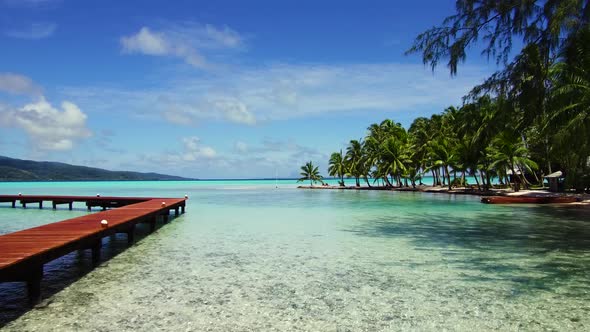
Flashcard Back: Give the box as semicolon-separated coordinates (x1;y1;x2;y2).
1;188;590;331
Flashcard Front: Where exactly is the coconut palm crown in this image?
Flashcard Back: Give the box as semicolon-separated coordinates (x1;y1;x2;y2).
297;161;323;186
328;150;346;186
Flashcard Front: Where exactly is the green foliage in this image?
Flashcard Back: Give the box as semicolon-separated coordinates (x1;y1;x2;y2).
327;98;546;191
345;139;364;186
406;0;590;75
548;26;590;190
297;161;323;186
451;177;468;187
328;150;346;186
399;0;590;192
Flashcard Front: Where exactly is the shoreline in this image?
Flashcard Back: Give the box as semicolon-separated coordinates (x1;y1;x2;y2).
297;185;590;205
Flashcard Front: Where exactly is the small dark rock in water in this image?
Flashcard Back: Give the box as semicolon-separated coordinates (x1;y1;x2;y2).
570;317;581;322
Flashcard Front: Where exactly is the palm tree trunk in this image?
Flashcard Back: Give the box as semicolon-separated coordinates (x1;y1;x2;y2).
431;169;436;186
545;136;552;175
473;170;481;191
445;165;452;190
531;170;540;186
364;176;372;188
384;176;393;187
510;161;519;192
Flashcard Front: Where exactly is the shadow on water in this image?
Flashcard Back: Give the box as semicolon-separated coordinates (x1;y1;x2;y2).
0;215;183;328
345;204;590;296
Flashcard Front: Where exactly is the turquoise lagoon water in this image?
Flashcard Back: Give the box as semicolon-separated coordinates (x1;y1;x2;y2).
0;180;589;331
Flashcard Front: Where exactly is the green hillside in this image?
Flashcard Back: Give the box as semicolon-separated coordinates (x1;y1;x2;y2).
0;156;194;181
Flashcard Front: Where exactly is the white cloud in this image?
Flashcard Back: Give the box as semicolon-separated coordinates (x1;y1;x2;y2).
2;97;91;151
182;136;217;160
199;24;243;48
120;27;168;55
4;22;56;39
120;23;243;69
130;136;221;177
152;63;489;125
213;98;256;125
183;136;200;151
0;73;43;96
199;146;217;158
234;140;248;153
121;26;206;68
132;136;326;179
156;96;256;125
59;62;492;128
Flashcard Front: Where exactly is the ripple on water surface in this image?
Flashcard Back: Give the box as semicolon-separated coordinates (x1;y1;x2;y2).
0;184;589;331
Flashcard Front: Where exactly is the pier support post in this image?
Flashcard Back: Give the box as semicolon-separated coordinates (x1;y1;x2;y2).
11;200;16;208
26;265;43;304
91;241;101;265
86;202;91;211
53;201;73;210
162;213;169;224
174;207;179;216
22;202;26;209
149;217;157;233
181;204;185;214
127;225;135;245
39;201;43;209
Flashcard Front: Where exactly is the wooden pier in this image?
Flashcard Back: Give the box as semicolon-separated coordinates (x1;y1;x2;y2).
0;195;187;303
0;194;153;211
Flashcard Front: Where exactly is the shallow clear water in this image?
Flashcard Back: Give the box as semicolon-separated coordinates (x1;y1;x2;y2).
1;181;589;331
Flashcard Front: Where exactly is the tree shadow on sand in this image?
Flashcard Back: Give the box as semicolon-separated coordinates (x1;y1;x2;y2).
344;205;590;296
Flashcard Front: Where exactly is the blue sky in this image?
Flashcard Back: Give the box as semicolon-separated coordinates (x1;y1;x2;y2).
0;0;503;178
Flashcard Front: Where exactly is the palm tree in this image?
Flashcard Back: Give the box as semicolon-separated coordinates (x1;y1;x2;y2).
345;139;363;186
328;150;346;186
408;117;432;185
297;161;323;186
488;131;539;191
429;138;456;190
454;136;480;188
380;136;408;187
549;27;590;191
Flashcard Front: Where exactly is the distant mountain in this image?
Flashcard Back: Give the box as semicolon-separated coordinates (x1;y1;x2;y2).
0;156;195;181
